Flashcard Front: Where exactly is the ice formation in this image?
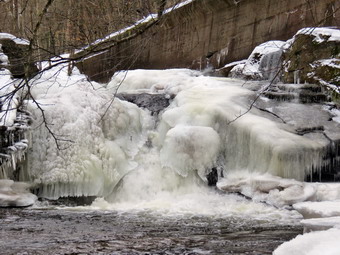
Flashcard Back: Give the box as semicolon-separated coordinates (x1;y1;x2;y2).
301;217;340;232
0;69;19;127
217;172;340;207
0;65;30;181
23;67;337;199
273;228;340;255
293;201;340;219
230;40;285;80
0;179;37;207
26;65;152;198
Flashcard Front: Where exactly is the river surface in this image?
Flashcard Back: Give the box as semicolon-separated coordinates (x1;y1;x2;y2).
0;203;302;255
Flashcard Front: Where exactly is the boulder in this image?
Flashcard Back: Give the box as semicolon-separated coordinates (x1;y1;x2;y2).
229;41;285;81
282;28;340;102
116;92;174;114
0;37;38;78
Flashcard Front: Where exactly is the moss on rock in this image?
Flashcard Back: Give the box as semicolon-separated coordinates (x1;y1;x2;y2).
282;31;340;103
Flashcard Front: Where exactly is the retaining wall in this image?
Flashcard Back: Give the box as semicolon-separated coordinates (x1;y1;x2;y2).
76;0;340;83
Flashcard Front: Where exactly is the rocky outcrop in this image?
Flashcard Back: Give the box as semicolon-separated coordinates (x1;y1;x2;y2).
117;93;174;114
0;37;38;78
228;41;285;81
282;28;340;102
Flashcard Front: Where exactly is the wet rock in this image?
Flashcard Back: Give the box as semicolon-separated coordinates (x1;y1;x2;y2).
206;167;218;186
117;92;174;114
0;180;37;207
38;196;97;207
215;60;246;77
263;83;331;104
295;126;324;136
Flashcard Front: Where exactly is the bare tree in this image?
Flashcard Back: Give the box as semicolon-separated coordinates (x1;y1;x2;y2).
0;0;187;149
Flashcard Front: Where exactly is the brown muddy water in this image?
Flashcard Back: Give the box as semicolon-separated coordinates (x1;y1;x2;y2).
0;207;302;255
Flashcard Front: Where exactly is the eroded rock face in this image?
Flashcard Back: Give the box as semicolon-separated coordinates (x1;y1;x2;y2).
282;28;340;102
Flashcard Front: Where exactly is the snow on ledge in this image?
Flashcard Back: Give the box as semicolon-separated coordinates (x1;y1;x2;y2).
296;27;340;43
0;33;29;45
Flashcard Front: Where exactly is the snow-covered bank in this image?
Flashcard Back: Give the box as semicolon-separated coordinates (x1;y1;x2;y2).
217;173;340;254
273;228;340;255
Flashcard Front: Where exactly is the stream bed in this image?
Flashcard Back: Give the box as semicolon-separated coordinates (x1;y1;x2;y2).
0;206;302;255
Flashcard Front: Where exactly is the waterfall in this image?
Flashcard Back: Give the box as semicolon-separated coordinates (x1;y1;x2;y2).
20;66;338;200
259;49;283;82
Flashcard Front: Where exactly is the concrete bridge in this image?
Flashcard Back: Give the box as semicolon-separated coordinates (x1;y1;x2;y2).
75;0;340;83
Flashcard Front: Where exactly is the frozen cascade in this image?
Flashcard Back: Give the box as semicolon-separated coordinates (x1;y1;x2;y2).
0;68;31;181
25;66;153;199
259;48;283;82
24;68;338;199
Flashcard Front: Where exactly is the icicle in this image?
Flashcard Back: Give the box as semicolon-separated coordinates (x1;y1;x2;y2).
294;70;300;84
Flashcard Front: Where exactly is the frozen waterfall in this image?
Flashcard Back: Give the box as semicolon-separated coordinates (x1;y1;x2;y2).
19;66;339;200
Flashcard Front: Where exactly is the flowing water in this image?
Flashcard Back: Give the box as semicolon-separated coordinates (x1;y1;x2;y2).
0;199;302;255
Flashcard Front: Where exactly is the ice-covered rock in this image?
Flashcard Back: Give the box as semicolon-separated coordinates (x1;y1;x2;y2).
229;41;285;81
273;228;340;255
26;65;153;199
301;216;340;233
0;179;37;207
0;33;29;45
217;173;317;207
0;34;38;78
295;28;340;43
22;68;340;199
293;201;340;219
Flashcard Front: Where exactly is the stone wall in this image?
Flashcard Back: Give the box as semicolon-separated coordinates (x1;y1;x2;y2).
76;0;340;83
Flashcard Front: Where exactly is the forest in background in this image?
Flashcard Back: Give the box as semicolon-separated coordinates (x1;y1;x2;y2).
0;0;183;56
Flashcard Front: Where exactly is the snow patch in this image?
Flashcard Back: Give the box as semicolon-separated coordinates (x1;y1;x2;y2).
273;228;340;255
293;201;340;219
301;217;340;232
296;27;340;43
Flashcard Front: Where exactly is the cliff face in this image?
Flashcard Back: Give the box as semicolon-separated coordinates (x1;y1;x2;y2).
76;0;340;83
